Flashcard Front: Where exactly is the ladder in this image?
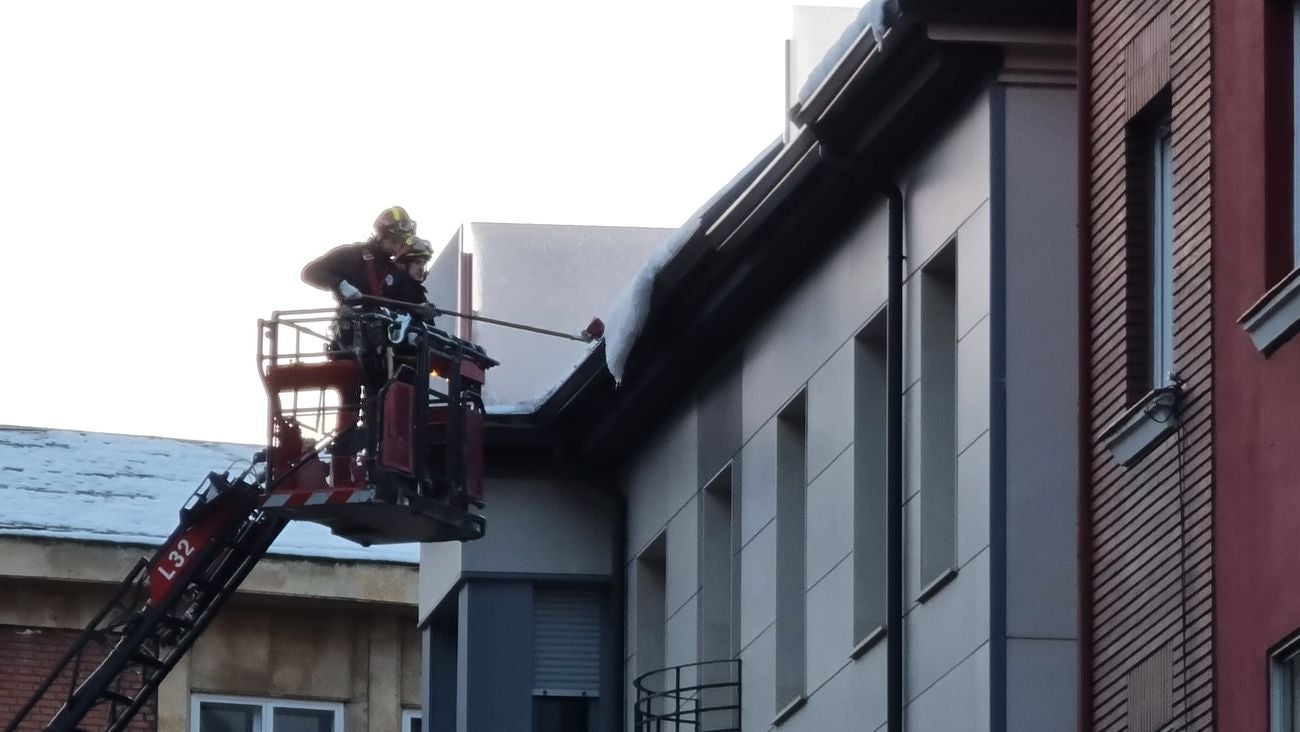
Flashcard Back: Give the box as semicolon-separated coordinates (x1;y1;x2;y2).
4;462;287;732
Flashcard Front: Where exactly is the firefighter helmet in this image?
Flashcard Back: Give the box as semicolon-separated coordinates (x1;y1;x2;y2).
374;206;416;237
397;236;434;262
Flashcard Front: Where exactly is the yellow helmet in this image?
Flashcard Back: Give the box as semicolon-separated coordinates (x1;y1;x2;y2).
373;206;416;237
397;236;434;262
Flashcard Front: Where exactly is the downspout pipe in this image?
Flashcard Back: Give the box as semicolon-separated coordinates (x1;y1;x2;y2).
1075;0;1095;728
813;147;904;732
885;182;905;732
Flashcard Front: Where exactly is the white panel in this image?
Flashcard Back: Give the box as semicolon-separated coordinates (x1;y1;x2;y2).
625;408;701;558
418;541;462;623
665;594;699;670
956;317;991;455
903;276;921;390
956;202;992;338
905;549;991;700
740;420;778;545
461;478;614;577
470;223;668;405
847;635;890;732
806;448;854;587
740;220;880;444
904;492;920;606
666;499;700;618
807;343;855;481
740;522;777;649
626;444;670;559
739;626;776;731
904;92;991;276
956;434;991;567
774;660;857;732
906;644;991;732
1006;638;1077;732
904;384;921;501
805;560;853;692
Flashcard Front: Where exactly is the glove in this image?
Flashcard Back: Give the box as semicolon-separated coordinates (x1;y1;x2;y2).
338;280;362;300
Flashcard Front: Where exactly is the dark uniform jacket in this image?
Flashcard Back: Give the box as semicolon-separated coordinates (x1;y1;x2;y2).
301;241;393;298
384;274;428;305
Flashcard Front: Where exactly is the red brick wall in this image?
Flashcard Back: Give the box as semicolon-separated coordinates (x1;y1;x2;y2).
1;624;156;732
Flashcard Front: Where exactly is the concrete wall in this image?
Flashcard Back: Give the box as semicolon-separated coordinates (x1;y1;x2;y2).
0;536;418;606
425;223;669;406
0;577;421;732
1000;84;1079;731
419;472;618;622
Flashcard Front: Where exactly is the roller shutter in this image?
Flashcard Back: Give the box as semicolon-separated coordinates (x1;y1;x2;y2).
532;586;602;696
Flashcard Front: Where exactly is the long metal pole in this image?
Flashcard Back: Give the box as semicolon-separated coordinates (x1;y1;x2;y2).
352;295;595;343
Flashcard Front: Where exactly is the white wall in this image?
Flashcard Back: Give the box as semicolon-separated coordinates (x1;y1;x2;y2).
623;91;997;731
418;473;617;623
436;223;669;406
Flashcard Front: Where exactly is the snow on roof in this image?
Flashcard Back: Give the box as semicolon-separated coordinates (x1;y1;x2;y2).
485;340;600;416
603;139;784;384
796;0;894;105
0;427;417;564
601;3;898;385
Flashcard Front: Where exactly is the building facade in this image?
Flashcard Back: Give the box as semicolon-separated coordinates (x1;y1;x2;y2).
1213;0;1300;729
1078;0;1215;727
0;428;423;732
419;1;1079;730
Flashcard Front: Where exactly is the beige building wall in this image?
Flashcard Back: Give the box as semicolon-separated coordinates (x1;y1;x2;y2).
0;536;420;732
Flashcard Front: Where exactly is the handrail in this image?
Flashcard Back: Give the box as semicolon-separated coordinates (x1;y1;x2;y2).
633;659;741;732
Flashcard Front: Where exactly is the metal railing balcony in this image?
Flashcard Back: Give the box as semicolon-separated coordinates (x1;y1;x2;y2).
633;659;741;732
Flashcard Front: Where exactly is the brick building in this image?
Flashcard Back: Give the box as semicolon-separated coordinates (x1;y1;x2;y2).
1078;0;1215;728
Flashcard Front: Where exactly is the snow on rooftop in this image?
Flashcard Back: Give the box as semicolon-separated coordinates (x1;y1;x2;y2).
796;0;894;105
485;340;600;416
603;138;784;384
0;427;417;564
602;2;897;385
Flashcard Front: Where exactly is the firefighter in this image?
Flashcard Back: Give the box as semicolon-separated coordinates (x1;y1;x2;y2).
301;206;416;300
386;236;434;305
302;207;417;465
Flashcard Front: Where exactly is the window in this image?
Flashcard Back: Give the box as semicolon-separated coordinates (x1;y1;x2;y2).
1150;124;1176;389
192;695;342;732
774;391;807;718
1124;102;1175;397
1272;636;1300;730
919;243;958;596
402;709;421;732
699;464;737;660
852;313;887;650
634;533;667;679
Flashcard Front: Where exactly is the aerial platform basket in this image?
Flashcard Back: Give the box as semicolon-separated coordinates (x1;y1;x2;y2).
257;302;497;545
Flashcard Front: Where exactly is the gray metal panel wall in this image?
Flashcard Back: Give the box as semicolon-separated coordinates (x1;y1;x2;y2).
457;580;533;732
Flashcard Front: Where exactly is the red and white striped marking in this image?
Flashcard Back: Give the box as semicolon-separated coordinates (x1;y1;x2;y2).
261;488;373;509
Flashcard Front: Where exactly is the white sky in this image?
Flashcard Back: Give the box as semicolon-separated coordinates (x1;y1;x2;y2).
0;1;861;444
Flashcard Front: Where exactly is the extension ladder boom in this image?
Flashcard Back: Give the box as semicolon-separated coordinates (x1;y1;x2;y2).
4;459;289;732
